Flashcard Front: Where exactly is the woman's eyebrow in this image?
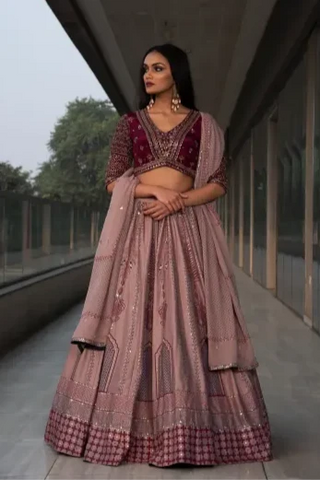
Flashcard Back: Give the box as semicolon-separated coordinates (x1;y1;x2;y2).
143;62;166;67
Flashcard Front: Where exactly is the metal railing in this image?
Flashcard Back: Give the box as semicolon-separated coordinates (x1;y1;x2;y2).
0;192;107;287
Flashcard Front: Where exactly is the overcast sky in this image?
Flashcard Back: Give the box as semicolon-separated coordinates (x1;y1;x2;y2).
0;0;108;175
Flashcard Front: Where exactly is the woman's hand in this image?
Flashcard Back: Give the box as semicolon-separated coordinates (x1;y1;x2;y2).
143;200;172;221
152;186;188;214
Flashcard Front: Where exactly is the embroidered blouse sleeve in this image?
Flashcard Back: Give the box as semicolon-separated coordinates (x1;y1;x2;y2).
208;154;228;193
105;114;133;187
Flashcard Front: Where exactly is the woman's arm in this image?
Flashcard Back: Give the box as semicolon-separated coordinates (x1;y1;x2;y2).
134;183;158;198
107;180;158;198
142;183;224;220
108;181;188;211
105;115;133;191
182;183;225;207
182;153;228;206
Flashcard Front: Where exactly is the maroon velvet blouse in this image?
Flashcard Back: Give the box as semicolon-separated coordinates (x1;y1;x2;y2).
105;109;227;192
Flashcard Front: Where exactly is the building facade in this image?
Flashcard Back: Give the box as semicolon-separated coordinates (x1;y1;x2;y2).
218;16;320;334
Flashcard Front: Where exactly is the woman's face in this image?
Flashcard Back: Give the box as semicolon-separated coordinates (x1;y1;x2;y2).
143;51;174;96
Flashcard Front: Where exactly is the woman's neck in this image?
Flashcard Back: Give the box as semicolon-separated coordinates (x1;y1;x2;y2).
151;90;173;114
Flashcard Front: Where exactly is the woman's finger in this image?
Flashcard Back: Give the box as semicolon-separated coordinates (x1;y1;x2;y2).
166;201;175;213
174;199;183;212
152;209;168;220
173;201;180;212
143;206;159;215
152;208;166;217
143;201;156;209
174;199;182;211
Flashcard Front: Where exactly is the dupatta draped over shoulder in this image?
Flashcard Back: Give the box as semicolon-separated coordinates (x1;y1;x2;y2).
71;112;258;372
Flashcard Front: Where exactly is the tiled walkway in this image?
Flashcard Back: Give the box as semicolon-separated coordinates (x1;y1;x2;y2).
0;268;320;479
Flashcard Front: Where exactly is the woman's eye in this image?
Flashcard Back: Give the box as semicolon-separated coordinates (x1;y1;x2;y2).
155;67;163;72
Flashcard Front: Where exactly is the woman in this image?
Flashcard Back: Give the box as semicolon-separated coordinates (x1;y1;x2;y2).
44;43;273;468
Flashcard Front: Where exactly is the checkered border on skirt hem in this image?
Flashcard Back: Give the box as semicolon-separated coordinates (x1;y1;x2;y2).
44;409;273;467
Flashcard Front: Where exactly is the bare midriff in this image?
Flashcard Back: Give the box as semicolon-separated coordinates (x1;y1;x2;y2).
137;166;194;194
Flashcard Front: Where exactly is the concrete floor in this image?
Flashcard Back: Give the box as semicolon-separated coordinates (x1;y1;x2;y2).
0;268;320;479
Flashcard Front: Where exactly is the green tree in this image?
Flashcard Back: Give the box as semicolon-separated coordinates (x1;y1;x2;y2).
0;161;34;194
34;97;119;206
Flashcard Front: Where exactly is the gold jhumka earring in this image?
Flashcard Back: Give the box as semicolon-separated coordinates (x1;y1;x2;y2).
171;85;181;112
147;95;155;110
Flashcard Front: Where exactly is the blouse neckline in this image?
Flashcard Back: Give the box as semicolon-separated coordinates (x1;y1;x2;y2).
142;108;195;134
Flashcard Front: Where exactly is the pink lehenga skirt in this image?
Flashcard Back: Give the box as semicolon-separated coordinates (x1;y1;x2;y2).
44;197;273;467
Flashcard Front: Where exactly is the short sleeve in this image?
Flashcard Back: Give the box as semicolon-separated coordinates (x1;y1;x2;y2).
105;114;133;187
208;154;228;193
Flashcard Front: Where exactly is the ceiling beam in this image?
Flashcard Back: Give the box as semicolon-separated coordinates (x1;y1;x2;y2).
218;0;278;129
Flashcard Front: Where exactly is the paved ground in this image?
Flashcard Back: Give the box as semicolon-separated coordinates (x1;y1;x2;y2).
0;267;320;479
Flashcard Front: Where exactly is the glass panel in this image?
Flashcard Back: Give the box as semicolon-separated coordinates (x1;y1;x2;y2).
228;175;233;251
242;139;251;275
220;196;226;232
253;116;267;286
31;201;43;253
234;161;240;266
313;39;320;332
75;207;91;249
0;198;5;284
0;192;106;287
97;209;106;233
314;138;320;331
51;203;71;252
4;196;23;283
277;57;306;316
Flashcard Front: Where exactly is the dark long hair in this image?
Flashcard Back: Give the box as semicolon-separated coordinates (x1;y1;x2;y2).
138;43;197;111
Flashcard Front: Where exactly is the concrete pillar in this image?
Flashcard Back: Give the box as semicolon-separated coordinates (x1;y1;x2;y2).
239;155;244;268
266;105;278;291
224;194;229;240
70;206;75;251
95;212;100;244
22;200;31;272
90;211;96;248
303;29;318;326
42;204;51;255
249;133;254;277
229;166;235;260
0;199;5;275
